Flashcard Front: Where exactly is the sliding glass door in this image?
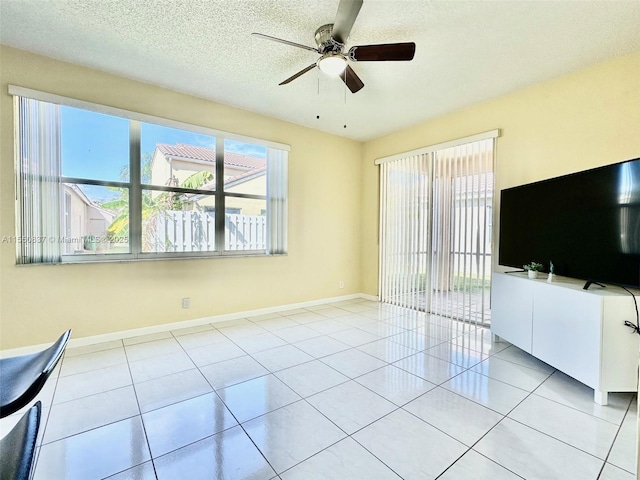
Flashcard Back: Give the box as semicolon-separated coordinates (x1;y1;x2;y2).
379;136;495;326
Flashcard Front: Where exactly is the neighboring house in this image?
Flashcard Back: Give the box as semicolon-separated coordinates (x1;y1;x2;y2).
150;143;266;215
149;143;268;251
63;184;115;253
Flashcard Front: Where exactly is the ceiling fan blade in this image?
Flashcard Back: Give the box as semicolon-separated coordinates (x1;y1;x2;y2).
341;65;364;93
348;42;416;61
279;64;317;85
252;33;319;53
331;0;363;44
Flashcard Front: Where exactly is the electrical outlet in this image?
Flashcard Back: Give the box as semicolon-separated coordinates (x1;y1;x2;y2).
339;280;345;289
182;297;191;309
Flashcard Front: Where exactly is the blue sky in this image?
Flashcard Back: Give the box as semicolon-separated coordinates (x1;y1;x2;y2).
61;107;129;181
62;106;266;203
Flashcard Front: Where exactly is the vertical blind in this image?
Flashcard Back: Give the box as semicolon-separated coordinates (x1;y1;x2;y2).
378;134;496;326
266;147;288;255
379;154;430;312
15;96;63;264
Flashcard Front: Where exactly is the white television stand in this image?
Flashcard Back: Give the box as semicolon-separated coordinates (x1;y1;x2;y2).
491;271;639;405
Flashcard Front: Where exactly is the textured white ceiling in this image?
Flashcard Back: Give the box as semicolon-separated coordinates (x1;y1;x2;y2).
2;0;640;141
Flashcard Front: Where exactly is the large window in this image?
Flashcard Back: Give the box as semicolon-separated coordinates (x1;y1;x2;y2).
12;88;288;264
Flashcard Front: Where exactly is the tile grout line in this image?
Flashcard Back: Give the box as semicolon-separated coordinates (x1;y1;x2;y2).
31;349;67;476
188;312;360;477
27;306;441;477
518;381;633;428
224;301;386;476
432;369;555;479
208;308;404;475
460;365;632;478
596;396;637;479
37;304;632;479
276;335;509;478
43;316;393;474
121;338;161;480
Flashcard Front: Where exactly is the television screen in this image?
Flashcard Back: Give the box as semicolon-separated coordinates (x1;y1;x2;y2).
499;157;640;287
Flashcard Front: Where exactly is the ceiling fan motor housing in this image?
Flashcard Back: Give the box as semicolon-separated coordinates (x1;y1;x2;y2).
315;24;344;53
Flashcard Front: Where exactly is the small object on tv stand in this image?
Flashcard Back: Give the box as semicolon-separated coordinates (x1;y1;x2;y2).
523;261;543;279
547;261;555;282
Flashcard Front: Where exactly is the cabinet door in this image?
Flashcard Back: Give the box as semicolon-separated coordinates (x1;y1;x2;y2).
600;296;640;391
491;273;533;353
532;283;601;388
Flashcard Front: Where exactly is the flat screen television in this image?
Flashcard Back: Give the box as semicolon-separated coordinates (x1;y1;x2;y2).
499;157;640;288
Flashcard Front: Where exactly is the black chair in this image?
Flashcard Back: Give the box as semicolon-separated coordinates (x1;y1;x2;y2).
0;330;71;418
0;401;41;480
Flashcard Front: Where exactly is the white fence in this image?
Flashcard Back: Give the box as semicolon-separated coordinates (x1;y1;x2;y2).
226;213;266;251
150;211;266;252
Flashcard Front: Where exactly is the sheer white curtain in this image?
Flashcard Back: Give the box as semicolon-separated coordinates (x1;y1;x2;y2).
15;96;62;264
378;134;496;326
266;147;288;255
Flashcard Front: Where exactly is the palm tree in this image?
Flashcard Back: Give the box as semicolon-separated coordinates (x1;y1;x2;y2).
103;156;213;250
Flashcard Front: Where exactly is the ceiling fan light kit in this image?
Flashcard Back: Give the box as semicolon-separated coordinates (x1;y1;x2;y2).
317;54;348;76
252;0;415;94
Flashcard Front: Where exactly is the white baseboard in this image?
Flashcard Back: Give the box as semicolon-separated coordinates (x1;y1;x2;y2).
359;293;379;302
1;293;379;358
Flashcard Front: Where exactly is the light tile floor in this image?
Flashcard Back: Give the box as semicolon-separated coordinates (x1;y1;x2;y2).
2;298;637;479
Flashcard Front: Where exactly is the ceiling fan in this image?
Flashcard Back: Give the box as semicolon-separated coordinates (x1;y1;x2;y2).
252;0;416;94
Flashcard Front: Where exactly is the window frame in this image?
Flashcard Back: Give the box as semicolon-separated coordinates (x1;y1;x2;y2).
10;85;289;264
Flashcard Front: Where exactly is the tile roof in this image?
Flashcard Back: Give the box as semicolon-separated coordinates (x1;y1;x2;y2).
225;166;267;186
156;143;265;169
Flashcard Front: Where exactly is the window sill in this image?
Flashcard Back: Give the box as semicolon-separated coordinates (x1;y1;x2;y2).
17;251;286;266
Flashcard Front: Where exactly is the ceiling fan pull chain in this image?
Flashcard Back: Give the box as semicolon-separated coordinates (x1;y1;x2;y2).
343;81;348;130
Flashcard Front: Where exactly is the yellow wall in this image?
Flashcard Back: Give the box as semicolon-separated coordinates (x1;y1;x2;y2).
0;46;363;349
360;51;640;295
2;45;639;349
